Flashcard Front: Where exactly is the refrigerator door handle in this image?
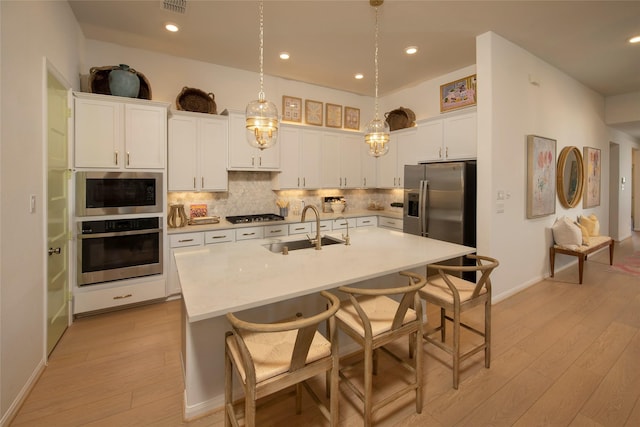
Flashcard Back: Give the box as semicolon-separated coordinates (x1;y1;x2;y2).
420;180;429;237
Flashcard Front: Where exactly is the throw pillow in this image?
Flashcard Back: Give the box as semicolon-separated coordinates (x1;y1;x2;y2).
579;215;600;236
552;216;582;249
575;222;590;245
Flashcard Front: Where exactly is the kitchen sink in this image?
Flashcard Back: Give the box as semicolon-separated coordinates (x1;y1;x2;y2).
263;235;344;253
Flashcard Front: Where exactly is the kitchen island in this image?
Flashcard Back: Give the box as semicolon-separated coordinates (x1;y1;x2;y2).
175;226;474;419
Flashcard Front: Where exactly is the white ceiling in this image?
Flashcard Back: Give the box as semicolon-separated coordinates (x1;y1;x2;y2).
69;0;640;135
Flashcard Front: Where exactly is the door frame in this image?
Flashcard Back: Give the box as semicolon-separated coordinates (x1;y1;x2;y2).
42;57;73;360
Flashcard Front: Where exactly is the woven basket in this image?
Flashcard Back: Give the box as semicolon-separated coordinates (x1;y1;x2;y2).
88;65;152;100
176;87;217;114
385;107;416;131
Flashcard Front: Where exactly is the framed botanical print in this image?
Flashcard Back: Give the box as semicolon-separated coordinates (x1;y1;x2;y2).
282;95;302;123
583;146;601;208
326;103;342;128
305;99;323;126
526;135;556;219
344;106;360;130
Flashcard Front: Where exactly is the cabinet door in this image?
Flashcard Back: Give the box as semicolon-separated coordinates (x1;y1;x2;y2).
321;133;341;188
279;126;302;188
125;103;166;169
376;137;398;188
256;142;280;169
74;97;121;168
443;112;476;160
228;113;256;169
395;128;419;169
300;129;322;188
199;117;228;191
361;144;377;188
168;115;198;191
341;134;362;188
419;119;445;161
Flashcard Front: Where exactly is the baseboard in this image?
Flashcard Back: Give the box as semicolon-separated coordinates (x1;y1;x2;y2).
0;359;46;427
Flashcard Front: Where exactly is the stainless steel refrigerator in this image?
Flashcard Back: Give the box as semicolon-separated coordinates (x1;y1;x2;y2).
403;161;476;276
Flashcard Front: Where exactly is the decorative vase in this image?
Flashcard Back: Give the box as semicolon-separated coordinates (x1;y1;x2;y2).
108;64;140;98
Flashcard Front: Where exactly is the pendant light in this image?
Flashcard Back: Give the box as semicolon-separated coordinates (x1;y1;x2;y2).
364;0;390;157
246;0;278;150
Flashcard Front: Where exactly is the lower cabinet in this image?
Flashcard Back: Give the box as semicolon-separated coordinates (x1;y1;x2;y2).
74;277;166;314
378;216;403;230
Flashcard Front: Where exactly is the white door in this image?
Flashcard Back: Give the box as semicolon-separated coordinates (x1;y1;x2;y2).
46;69;70;355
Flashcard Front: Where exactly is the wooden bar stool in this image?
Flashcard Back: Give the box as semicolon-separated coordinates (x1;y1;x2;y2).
419;254;499;389
335;271;426;426
224;291;341;426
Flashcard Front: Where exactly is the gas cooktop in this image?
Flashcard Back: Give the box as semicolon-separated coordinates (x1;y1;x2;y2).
225;213;285;224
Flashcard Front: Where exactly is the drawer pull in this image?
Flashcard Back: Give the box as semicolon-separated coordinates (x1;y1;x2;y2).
242;232;256;236
212;235;228;239
362;220;371;224
178;238;194;243
113;294;132;300
270;229;283;233
293;227;305;231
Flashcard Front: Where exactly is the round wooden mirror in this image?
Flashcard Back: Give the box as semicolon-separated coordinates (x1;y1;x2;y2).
557;146;584;208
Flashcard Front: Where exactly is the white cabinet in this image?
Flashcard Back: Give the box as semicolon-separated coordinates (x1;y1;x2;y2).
421;111;476;161
74;93;168;169
376;136;400;188
289;223;312;235
168;232;205;295
205;229;236;244
168;112;228;192
279;126;322;189
361;145;377;189
228;111;280;170
322;132;362;189
312;220;333;233
235;226;265;241
74;277;166;314
332;217;357;230
378;216;403;230
264;224;288;237
356;216;378;227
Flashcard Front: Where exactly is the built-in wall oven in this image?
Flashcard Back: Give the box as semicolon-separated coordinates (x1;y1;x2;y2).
76;171;163;216
77;216;163;286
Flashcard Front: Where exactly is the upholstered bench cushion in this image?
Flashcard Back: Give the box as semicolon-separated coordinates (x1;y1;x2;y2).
226;329;331;383
421;274;487;304
553;235;612;253
335;295;416;337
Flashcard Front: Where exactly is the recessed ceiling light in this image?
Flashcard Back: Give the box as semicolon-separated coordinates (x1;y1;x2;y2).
629;35;640;44
279;52;290;60
355;73;364;80
165;23;179;32
405;46;418;55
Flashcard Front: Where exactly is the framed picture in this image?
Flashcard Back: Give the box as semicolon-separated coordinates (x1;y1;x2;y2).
326;103;342;128
526;135;556;219
440;74;477;113
583;146;601;208
344;106;360;130
305;99;323;126
282;95;302;123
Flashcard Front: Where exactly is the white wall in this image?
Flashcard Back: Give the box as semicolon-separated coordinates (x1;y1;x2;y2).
82;40;374;123
608;128;640;239
0;1;83;423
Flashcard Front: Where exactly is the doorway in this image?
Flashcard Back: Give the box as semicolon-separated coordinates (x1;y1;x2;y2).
46;63;71;355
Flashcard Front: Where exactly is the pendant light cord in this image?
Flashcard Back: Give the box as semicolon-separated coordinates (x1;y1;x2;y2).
374;6;380;120
258;0;265;102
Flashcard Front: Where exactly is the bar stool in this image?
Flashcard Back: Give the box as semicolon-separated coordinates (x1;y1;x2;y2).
224;291;341;426
419;254;499;389
334;271;426;426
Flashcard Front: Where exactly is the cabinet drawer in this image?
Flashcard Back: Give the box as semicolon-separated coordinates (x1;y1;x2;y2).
379;216;403;230
235;226;264;241
205;229;236;244
264;224;288;237
312;220;332;233
170;233;204;248
74;278;166;314
289;223;312;235
356;216;378;227
332;218;356;230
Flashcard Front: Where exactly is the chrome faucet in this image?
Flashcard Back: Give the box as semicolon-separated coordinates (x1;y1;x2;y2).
335;216;351;245
301;204;322;250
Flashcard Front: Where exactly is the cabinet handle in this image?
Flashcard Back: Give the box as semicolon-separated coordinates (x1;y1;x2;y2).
297;177;300;187
178;238;194;243
252;156;255;166
344;177;347;187
340;177;342;187
270;229;283;233
201;177;204;187
362;220;371;224
242;232;256;236
439;147;442;158
126;152;130;166
364;177;367;186
293;227;305;231
259;157;262;166
193;177;196;189
211;235;228;239
303;177;306;187
114;150;118;165
445;147;449;158
398;177;401;187
113;294;132;300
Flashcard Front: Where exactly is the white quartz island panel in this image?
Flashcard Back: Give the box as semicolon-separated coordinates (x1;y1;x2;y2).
175;227;474;419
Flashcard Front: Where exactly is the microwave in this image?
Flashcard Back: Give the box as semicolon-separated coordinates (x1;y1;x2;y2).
76;171;163;216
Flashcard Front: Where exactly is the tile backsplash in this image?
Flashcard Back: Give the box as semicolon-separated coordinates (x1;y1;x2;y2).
167;171;404;217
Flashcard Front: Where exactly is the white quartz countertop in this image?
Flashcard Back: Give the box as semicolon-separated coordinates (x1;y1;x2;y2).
175;227;474;322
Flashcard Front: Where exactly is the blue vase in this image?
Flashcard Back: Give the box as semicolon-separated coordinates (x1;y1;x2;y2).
108;64;140;98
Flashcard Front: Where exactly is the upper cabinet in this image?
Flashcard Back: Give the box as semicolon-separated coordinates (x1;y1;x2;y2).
321;132;362;189
227;111;280;170
74;92;168;169
422;111;477;162
279;125;322;189
168;111;228;192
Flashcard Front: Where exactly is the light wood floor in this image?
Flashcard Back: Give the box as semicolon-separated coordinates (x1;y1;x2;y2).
10;232;640;426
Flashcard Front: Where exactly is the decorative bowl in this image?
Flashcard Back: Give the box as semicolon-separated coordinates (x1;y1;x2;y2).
331;202;345;213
